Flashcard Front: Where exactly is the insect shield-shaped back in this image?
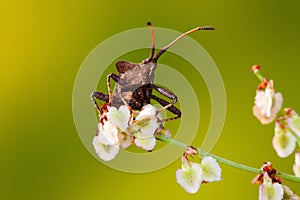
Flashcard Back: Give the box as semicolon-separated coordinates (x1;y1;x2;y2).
112;61;157;110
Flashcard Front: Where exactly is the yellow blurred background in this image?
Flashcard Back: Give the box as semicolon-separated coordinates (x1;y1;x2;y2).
1;0;300;199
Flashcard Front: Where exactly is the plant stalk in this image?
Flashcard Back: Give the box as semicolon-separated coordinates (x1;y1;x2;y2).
157;134;300;183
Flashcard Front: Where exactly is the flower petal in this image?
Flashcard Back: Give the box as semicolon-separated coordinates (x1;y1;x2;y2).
141;118;160;136
293;164;300;178
293;152;300;177
259;173;283;200
134;136;156;151
295;151;300;165
272;129;296;158
134;105;161;138
92;136;119;161
282;185;300;199
136;104;158;119
271;92;283;118
255;90;273;118
259;183;284;200
134;117;160;137
201;156;222;182
176;162;203;194
98;121;119;145
287;116;300;137
107;105;131;132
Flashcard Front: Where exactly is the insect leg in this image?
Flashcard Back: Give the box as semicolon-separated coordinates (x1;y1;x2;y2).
91;92;109;113
150;84;181;121
107;73;120;103
150;94;181;122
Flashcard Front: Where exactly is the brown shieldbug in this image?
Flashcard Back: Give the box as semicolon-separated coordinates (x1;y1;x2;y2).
91;22;214;122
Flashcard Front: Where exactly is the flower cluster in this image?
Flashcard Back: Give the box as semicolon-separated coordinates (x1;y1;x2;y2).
93;104;162;161
175;147;222;194
252;65;300;177
253;162;299;200
89;64;300;199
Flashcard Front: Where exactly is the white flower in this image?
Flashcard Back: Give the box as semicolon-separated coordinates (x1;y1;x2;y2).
253;80;283;124
201;156;222;182
272;121;296;158
176;157;203;194
259;172;283;200
293;152;300;177
106;105;131;132
92;136;119;161
93;105;133;161
133;104;161;151
176;156;222;194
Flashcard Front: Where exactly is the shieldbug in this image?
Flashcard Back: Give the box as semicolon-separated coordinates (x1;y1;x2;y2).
91;22;214;121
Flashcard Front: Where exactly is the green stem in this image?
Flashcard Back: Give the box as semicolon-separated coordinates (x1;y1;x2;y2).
254;72;264;82
254;71;264;82
157;134;300;183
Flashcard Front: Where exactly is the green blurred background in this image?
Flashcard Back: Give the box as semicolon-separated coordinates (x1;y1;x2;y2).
1;0;300;199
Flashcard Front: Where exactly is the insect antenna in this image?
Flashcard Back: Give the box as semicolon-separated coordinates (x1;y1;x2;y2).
143;22;156;63
153;26;215;62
